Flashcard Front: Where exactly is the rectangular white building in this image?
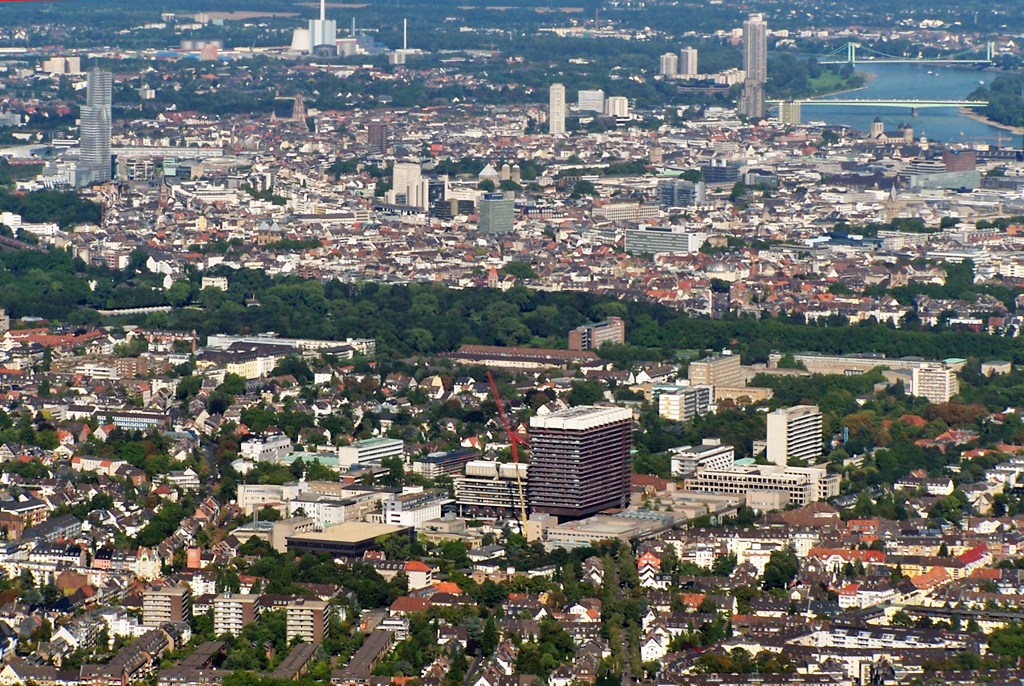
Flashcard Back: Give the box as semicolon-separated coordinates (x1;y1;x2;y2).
766;405;823;467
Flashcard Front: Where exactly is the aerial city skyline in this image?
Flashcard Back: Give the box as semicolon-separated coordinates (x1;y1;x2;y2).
0;1;1021;686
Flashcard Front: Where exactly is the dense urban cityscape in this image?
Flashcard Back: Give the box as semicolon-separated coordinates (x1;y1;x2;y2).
3;1;1024;686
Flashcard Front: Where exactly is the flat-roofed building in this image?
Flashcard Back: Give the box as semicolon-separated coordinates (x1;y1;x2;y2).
382;489;451;528
213;594;261;636
688;352;742;388
684;464;839;507
657;385;713;422
337;438;404;469
286;522;414;557
143;585;192;626
568;317;625;351
528;407;632;520
670;439;735;477
911;363;959;404
286;598;330;644
766;405;823;467
454;460;528;518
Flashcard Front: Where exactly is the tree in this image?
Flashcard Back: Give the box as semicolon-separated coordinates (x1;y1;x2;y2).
762;549;798;591
481;614;498;656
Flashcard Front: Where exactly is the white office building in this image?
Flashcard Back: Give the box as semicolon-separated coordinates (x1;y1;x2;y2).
241;433;294;463
686;464;840;507
766;405;823;467
383;488;451;528
577;89;606;113
670;439;735;477
337;437;404;468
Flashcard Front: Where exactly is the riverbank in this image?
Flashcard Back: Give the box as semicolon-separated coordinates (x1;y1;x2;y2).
960;108;1024;136
815;71;876;100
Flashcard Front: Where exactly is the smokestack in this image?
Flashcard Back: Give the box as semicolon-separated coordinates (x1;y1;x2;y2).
351;17;356;37
320;0;325;21
403;18;407;51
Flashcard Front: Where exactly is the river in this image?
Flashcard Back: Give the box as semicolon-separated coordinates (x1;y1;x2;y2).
801;62;1013;145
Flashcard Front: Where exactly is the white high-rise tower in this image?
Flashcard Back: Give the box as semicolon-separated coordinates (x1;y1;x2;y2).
549;83;566;135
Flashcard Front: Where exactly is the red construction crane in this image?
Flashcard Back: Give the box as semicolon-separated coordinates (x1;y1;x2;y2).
487;371;530;535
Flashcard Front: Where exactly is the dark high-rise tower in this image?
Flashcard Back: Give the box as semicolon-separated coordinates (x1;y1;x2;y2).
527;406;632;520
368;121;387;154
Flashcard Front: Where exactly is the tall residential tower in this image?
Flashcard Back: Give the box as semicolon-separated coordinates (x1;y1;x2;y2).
739;13;767;118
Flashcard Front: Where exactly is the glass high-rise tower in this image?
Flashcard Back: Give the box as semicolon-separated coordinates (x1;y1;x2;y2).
80;69;112;184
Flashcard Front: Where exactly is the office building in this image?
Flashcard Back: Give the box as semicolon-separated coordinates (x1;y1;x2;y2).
604;96;629;118
680;47;698;77
568;317;625;351
80;69;112;185
655;178;707;208
685;464;839;507
286;522;414;557
688;351;742;388
577;89;606;113
528;407;632;520
388;162;423;208
670;439;734;477
241;432;293;463
780;100;801;125
658;385;713;422
143;585;191;626
739;13;767;118
454;460;528;518
383;489;450;528
625;226;707;255
411;449;480;478
911;363;959;404
701;159;740;183
478;193;515;233
549;83;566;135
42;56;81;74
367;121;387;153
766;405;823;467
213;593;261;636
286;598;330;644
337;437;404;469
660;53;679;77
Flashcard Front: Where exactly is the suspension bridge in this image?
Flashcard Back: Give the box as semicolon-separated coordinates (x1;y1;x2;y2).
817;41;995;65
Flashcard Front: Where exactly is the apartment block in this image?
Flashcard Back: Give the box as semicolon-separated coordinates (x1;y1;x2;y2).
213;593;261;636
143;585;192;626
285;598;330;645
657;385;713;422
